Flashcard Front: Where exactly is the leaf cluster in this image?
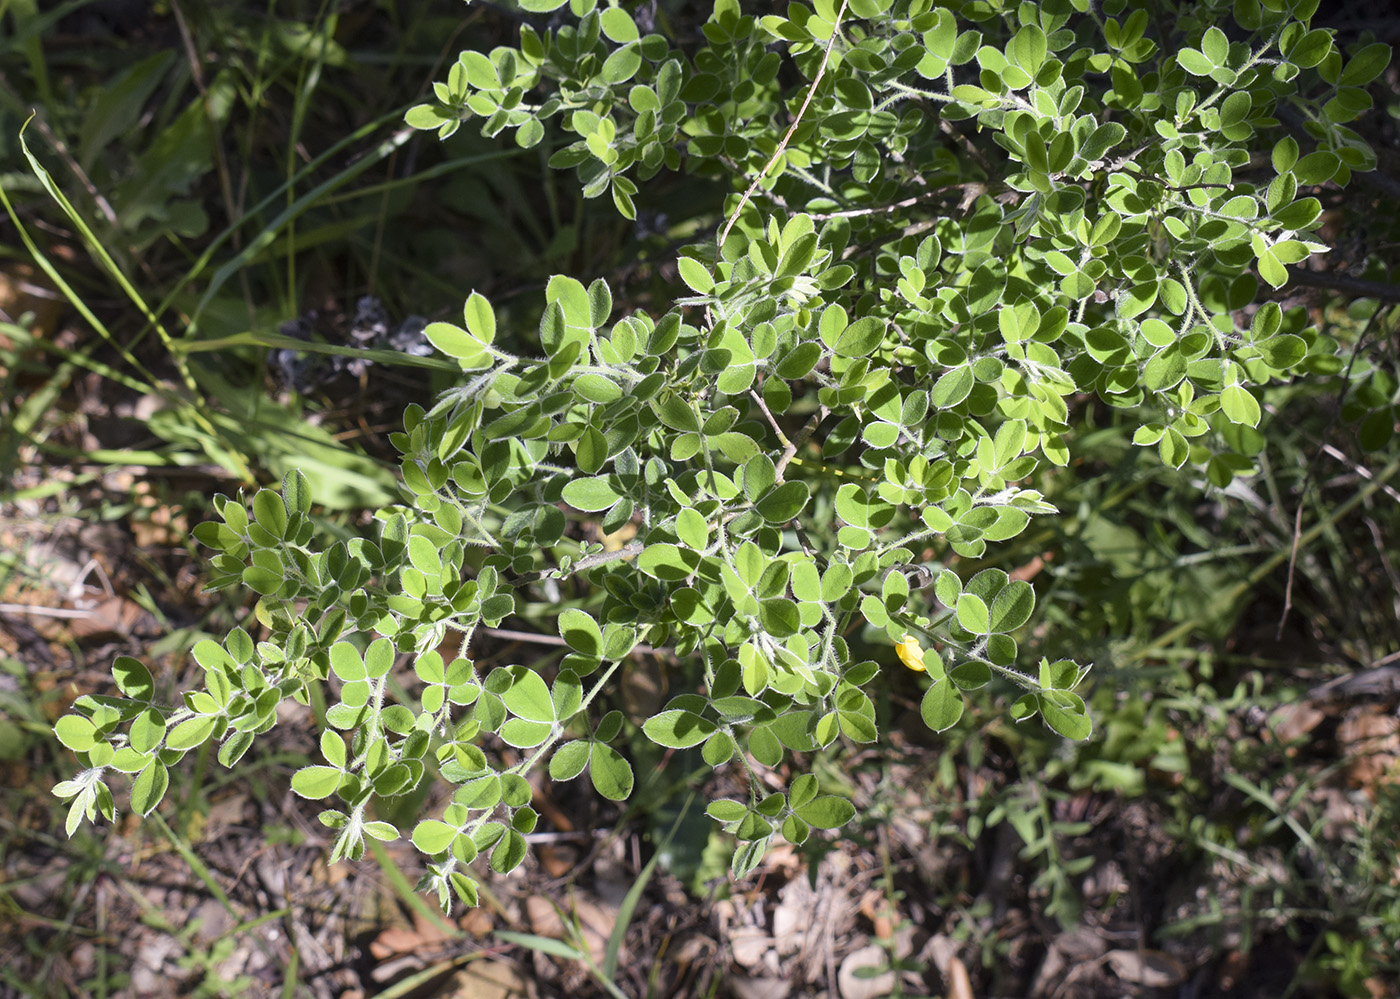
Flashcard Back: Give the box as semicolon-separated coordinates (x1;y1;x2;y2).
54;0;1391;912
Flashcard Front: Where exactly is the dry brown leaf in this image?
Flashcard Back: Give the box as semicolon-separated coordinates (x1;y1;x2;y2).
946;955;974;999
1338;706;1400;795
440;959;531;999
0;262;64;343
837;943;895;999
731;977;792;999
729;927;772;969
1268;701;1327;746
1104;948;1186;988
369;908;455;959
525;894;616;967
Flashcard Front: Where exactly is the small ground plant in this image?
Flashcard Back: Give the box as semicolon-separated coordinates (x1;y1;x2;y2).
51;0;1391;913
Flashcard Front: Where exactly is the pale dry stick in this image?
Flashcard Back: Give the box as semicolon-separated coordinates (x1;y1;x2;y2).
715;0;850;255
749;387;791;448
1320;442;1400;506
774;405;830;482
0;603;95;619
478;625;658;656
1276;302;1397;639
15;112;118;229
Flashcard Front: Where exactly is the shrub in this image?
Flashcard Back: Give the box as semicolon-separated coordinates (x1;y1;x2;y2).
52;0;1390;913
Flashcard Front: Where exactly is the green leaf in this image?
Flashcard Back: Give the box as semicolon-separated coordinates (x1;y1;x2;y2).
561;476;622;512
1255;334;1307;370
550;740;591;781
955;592;990;633
676;507;710;548
794;795;856;829
755;481;810;523
589;743;634;800
642;709;716;748
1038;690;1092;740
500;718;552;748
131;762;169;816
931;366;974;408
600;6;639;43
576;426;608;474
112;657;155;700
499;666;556;722
1158;427;1189;468
166;715;217;752
291;765;343;800
55;715;98;752
559;608;603;656
129;708;167;754
758;597;801;637
425;322;490;366
988;579;1034;633
412;819;457;854
330;642;366;682
1220;385;1262;427
491;829;529;874
835;317;884;357
708;432;759;464
818;303;849;348
462;291;496;344
1340;42;1391;86
638;543;701;581
678;256;715;294
1286;28;1333;68
920;678;964;732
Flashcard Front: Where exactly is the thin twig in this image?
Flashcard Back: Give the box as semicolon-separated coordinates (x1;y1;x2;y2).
1320;443;1400;506
1284;266;1400;302
749;388;792;448
477;625;659;657
509;541;645;584
715;0;849;254
1278;303;1396;638
775;405;830;482
0;603;94;619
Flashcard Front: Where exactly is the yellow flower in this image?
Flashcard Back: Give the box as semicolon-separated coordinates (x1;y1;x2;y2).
895;633;926;672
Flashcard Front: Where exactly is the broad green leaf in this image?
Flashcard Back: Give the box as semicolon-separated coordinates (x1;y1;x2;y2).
491;829;529;874
920;678;964;732
642;709;716;748
589;743;633;800
412;819;457;854
131;762;169;816
129;709;167;754
677;256;714;294
463;291;496;344
330;642;366;682
931;366;974;408
988;580;1034;633
638;543;701;581
55;715;98;752
549;740;591;781
561;476;622;512
1255;334;1307;370
1038;690;1092;740
755;481;810;523
558;608;603;656
1220;385;1262;427
499;666;555;722
955;592;990;633
112;657;155;700
794;795;856;829
166;715;217;752
291;765;342;800
835;317;884;357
